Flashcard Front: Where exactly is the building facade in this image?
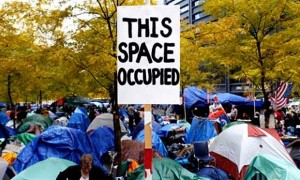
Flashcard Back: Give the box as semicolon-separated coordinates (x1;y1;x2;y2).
164;0;253;96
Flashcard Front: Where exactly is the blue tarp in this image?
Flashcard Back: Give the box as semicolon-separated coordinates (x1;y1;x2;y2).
0;124;18;139
131;120;162;140
13;126;106;174
185;117;217;144
184;86;208;109
68;110;90;132
184;86;264;109
0;112;9;125
88;126;115;158
196;166;229;180
215;93;264;107
156;124;181;138
135;130;168;157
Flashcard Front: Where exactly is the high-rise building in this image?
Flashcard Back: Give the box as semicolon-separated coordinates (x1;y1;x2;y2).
164;0;210;24
164;0;253;96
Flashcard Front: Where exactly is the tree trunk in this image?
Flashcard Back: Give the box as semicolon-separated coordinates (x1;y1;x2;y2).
7;74;13;110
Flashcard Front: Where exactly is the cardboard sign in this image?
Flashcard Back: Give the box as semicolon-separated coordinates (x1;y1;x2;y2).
117;5;180;104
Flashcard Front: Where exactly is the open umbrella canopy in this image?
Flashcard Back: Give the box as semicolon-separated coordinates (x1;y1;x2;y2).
12;157;76;180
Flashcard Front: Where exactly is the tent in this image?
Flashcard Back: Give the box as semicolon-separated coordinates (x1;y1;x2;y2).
183;86;264;109
88;126;115;158
135;130;169;157
244;154;300;180
286;139;300;168
17;114;52;133
0;112;9;125
121;140;162;164
185;117;217;144
0;124;18;139
12;157;76;180
13;126;106;174
131;120;162;140
68;107;90;132
209;124;295;180
184;86;208;109
214;93;263;107
127;158;206;180
86;113;127;134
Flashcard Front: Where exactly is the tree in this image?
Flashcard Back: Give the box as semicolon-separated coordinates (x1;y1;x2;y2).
195;0;300;124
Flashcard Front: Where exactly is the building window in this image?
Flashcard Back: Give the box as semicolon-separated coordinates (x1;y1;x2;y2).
193;0;205;7
167;0;182;5
180;5;189;13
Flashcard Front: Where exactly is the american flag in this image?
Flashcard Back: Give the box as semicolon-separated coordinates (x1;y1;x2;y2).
270;81;293;110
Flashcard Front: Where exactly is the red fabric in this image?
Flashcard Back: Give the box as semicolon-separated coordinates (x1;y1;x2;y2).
57;98;64;106
211;152;248;180
262;128;281;142
144;148;153;177
248;125;266;137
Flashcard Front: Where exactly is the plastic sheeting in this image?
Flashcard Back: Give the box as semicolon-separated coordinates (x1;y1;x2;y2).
196;166;229;180
131;120;162;140
0;124;18;139
185;117;217;144
0;112;9;125
12;126;106;174
156;124;181;138
68;112;90;132
88;126;115;157
184;86;208;109
244;154;300;180
16;133;36;145
17;114;52;133
127;158;207;180
135;130;168;157
12;157;76;180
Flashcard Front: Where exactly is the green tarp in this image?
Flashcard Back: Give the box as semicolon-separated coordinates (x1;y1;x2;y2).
16;133;36;145
17;114;52;133
128;158;208;180
12;157;76;180
244;154;300;180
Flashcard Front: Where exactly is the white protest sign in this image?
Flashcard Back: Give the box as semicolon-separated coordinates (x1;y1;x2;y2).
117;5;180;104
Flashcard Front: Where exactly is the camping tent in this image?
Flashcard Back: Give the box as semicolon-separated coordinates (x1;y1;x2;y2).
286;139;300;168
68;107;90;132
17;114;52;133
13;126;106;174
135;130;168;157
209;124;295;180
244;154;300;180
127;158;206;180
12;157;76;180
88;126;115;158
86;113;127;134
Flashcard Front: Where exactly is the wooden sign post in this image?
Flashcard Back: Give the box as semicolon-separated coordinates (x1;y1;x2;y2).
117;5;180;180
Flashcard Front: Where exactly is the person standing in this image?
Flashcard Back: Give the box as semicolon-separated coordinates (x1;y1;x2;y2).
229;105;238;121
